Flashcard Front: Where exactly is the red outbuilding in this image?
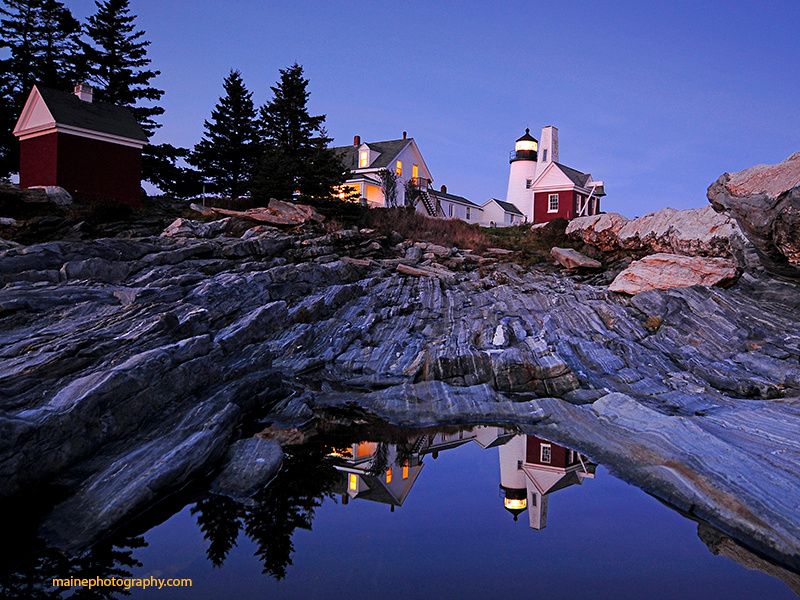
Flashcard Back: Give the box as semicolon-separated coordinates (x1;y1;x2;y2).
13;84;148;206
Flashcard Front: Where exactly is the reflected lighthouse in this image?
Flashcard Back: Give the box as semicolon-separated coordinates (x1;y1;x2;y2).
499;434;597;529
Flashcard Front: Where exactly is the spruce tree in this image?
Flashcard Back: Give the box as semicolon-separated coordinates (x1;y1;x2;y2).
251;63;348;202
0;0;82;176
81;0;163;135
190;70;259;198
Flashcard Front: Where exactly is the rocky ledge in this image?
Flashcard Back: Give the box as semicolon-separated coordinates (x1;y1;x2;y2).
1;187;799;579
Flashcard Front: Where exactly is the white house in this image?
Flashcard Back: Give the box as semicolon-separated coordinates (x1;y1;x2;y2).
480;198;525;227
333;133;435;210
428;185;483;224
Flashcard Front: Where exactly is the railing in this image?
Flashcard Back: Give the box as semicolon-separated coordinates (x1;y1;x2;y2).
509;149;537;162
409;177;430;189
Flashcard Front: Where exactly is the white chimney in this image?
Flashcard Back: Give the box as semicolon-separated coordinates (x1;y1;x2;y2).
538;126;558;164
74;83;93;103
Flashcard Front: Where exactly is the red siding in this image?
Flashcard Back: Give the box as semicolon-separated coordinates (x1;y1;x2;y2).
20;132;142;206
533;190;575;224
19;133;58;188
525;436;570;468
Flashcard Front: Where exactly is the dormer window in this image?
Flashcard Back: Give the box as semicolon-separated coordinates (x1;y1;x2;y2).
396;160;402;176
359;151;368;168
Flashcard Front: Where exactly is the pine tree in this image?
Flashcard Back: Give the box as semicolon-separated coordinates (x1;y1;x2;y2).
189;70;260;198
250;63;348;202
0;0;82;176
81;0;163;135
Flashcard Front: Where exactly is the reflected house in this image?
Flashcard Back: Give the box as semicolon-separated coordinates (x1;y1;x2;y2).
330;427;514;510
499;435;596;529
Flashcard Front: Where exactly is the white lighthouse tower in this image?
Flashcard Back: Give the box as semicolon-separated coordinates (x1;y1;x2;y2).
505;126;559;223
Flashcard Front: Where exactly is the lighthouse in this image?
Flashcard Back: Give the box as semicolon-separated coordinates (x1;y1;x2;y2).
505;126;559;223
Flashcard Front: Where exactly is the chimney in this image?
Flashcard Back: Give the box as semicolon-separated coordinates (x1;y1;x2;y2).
354;135;360;146
402;131;407;139
440;184;447;193
74;83;93;103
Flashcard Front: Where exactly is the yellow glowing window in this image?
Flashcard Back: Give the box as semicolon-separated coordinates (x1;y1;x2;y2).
386;468;392;483
396;160;402;176
402;462;409;479
356;442;377;457
412;165;418;180
359;151;368;167
349;474;358;490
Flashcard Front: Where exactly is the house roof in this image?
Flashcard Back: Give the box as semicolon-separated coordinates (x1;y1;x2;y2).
429;189;480;207
483;198;524;216
552;162;592;188
22;85;148;142
334;138;412;170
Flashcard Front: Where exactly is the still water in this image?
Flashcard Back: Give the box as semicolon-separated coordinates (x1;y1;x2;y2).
3;424;796;599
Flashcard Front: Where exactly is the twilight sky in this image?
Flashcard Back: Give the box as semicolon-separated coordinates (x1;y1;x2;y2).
66;0;800;217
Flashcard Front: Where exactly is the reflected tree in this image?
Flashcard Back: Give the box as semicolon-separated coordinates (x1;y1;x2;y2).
191;495;245;568
244;442;340;580
0;535;144;600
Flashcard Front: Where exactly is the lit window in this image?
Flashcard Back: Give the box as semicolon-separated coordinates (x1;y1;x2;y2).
412;165;419;181
386;468;392;483
525;179;533;189
396;160;402;176
548;194;559;213
402;462;409;479
349;474;358;490
359;151;368;168
540;444;552;463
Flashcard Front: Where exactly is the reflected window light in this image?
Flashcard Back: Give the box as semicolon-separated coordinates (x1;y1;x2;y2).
349;474;358;491
386;468;392;483
402;462;409;479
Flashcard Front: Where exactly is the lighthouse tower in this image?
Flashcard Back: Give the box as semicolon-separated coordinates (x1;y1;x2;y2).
505;126;559;223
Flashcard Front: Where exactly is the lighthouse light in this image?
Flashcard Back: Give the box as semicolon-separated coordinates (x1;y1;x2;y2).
515;139;538;152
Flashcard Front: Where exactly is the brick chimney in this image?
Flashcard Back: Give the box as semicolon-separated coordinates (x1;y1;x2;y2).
402;131;407;139
354;135;360;146
74;83;93;103
441;184;447;193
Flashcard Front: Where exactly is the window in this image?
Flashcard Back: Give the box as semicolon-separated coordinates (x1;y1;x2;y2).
412;164;419;181
540;443;552;463
466;207;471;220
386;468;392;483
542;149;548;162
349;474;358;490
396;160;402;176
359;151;368;168
402;462;409;479
548;194;559;213
525;178;533;189
448;203;453;217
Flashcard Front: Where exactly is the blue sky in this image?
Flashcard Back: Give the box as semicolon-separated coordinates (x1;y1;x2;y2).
66;0;800;217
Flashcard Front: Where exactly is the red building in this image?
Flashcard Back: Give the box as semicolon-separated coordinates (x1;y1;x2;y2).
13;84;148;206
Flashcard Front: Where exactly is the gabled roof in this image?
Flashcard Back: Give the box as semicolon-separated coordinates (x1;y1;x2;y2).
482;198;524;216
334;138;411;170
553;162;592;188
14;85;148;143
429;189;480;207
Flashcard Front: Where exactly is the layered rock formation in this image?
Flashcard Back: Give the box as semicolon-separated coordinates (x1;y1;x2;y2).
708;152;800;279
0;205;799;578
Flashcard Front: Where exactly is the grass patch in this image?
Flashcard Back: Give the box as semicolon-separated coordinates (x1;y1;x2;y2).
364;207;490;251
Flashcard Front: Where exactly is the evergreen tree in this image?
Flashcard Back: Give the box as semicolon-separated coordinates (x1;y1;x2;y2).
81;0;163;135
190;69;259;198
0;0;82;176
250;63;348;202
141;142;202;198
